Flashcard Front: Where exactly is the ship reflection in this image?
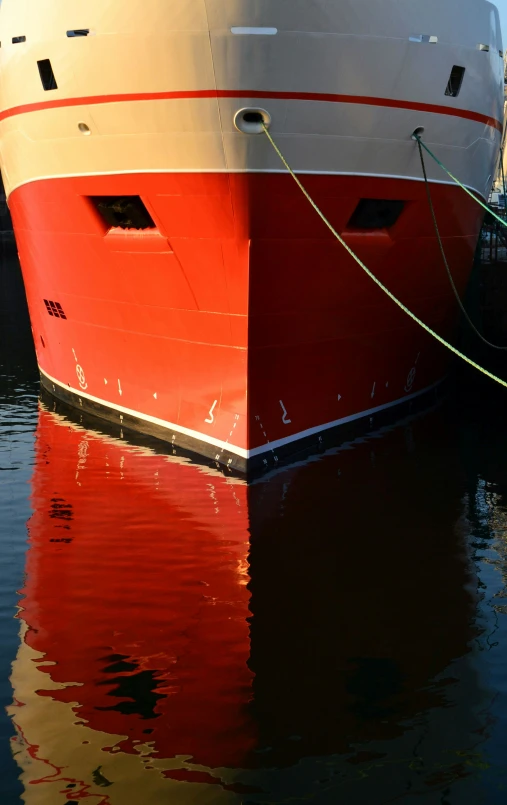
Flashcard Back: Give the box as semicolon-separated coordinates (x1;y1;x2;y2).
9;404;492;802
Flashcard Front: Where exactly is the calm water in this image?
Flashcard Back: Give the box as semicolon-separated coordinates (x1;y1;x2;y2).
2;247;507;804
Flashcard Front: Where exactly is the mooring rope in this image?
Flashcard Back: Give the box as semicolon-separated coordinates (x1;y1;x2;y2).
501;147;507;218
413;133;507;229
416;138;507;350
261;122;507;389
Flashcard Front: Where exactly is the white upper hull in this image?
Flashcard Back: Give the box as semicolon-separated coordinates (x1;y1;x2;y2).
0;0;503;198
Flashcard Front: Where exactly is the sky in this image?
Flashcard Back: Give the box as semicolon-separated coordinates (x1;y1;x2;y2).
499;0;507;44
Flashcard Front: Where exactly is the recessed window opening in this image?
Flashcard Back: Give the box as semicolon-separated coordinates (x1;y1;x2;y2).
67;29;90;37
37;59;58;91
347;199;405;230
90;196;156;230
445;65;465;97
478;43;490;52
12;36;26;44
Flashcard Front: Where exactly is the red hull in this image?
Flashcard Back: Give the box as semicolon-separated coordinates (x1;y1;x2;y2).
11;172;483;470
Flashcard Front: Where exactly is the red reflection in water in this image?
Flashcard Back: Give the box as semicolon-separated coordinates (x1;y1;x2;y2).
21;408;255;769
10;404;486;804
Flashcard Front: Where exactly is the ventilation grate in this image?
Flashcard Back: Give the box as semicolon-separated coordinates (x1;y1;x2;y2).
90;196;156;230
12;36;26;44
49;497;73;536
44;299;67;319
445;65;465;97
37;59;58;91
67;29;90;37
347;199;405;230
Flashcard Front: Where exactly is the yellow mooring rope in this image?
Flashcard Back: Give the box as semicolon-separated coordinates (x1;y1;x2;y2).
413;133;507;230
261;123;507;389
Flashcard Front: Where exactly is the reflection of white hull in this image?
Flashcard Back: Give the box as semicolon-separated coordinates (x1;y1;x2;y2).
9;609;489;804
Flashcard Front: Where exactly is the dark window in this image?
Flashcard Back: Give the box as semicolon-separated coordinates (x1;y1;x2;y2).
12;36;26;44
67;29;90;37
445;65;465;97
90;196;156;230
347;199;405;230
37;59;58;91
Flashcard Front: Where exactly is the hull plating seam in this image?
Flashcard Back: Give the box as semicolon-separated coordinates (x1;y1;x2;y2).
40;367;442;459
0;89;502;132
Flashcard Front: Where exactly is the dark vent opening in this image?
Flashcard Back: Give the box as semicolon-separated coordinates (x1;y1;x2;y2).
37;59;58;91
67;29;90;37
44;299;67;319
90;196;156;230
445;65;465;97
243;111;263;124
347;199;405;230
12;36;26;44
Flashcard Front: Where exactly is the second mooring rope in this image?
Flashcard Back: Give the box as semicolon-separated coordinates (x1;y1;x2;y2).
413;133;507;230
416;138;507;351
261;123;507;389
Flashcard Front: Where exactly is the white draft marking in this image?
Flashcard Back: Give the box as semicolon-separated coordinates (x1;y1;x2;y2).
104;378;108;385
338;394;342;401
72;348;77;362
41;365;440;461
118;379;122;396
153;392;157;400
280;400;292;425
371;382;376;399
75;364;88;390
205;400;218;424
404;367;417;393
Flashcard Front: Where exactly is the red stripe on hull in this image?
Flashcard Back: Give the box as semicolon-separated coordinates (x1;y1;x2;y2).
11;172;484;467
0;89;502;133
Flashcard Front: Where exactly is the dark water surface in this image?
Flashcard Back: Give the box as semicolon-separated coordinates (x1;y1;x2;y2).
2;248;507;804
